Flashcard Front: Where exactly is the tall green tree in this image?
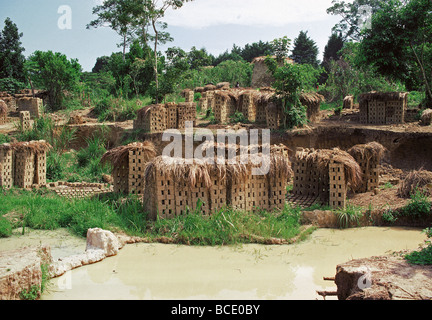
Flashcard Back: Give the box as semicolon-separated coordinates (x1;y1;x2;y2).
26;51;82;110
290;31;319;67
359;0;432;105
87;0;137;61
0;18;26;83
327;0;386;41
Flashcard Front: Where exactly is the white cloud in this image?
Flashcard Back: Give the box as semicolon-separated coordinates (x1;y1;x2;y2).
164;0;334;29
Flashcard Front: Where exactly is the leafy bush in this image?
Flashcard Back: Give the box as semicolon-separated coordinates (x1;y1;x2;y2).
401;190;432;217
0;133;11;144
0;77;26;94
405;243;432;265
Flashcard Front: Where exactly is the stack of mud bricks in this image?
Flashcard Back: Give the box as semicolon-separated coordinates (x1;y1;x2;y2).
359;92;406;125
49;182;113;200
0;111;6;126
329;159;347;210
214;93;237;124
206;91;216;111
209;175;227;214
265;103;281;130
183;90;195;103
112;160;129;194
128;149;146;196
368;101;387;125
385;100;405;124
293;159;320;198
214;93;229;124
189;181;211;216
154;170;177;219
0;92;16;112
355;157;380;193
145;104;167;133
245;174;269;212
165;102;178;129
269;171;288;211
16;97;43;119
0;144;13;189
199;92;209;113
14;149;35;189
229;178;247;212
34;151;47;186
241;91;257;123
177;102;196;129
20;111;32;131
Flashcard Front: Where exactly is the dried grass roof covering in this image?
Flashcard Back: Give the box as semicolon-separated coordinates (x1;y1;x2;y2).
358;92;409;102
137;104;165;118
216;82;231;89
10;140;52;154
0;99;7;115
300;92;325;104
398;169;432;198
194;87;205;93
145;147;293;189
421;109;432;126
295;148;362;187
348;142;387;162
0;143;12;151
101;141;156;167
204;84;217;91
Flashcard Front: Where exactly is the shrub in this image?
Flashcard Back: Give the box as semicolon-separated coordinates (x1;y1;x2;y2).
405;243;432;265
401;190;432;217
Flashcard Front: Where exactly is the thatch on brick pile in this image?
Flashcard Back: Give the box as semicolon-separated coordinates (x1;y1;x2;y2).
136;104;165;119
300;92;325;105
194;87;205;93
101;141;157;168
11;140;52;154
144;156;213;189
348;142;387;163
296;148;363;188
216;82;231;89
180;89;193;98
0;143;12;151
204;84;217;92
343;95;354;109
0;100;7;115
358;92;409;102
421;109;432;126
398;169;432;198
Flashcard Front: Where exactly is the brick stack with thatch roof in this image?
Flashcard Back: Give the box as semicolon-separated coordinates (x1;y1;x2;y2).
358;92;409;125
0;100;8;125
101;141;157;196
348;142;387;193
291;147;362;209
143;144;293;220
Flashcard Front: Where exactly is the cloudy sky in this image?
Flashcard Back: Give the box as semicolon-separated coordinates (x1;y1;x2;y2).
0;0;342;71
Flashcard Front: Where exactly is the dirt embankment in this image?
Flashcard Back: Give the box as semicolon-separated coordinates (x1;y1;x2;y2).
335;252;432;300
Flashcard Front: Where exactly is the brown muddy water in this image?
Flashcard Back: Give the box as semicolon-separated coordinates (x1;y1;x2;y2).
0;227;425;300
3;227;417;301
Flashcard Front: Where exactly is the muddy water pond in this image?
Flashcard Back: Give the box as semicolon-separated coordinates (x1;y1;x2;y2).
27;227;424;301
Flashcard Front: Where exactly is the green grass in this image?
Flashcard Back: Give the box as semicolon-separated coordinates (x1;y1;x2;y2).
0;188;309;245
